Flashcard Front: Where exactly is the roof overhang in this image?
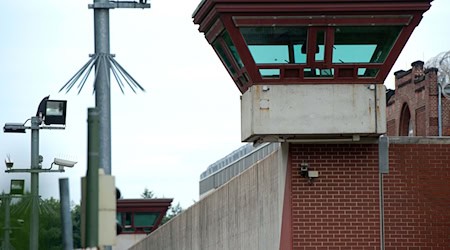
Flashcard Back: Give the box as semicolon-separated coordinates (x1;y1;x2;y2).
193;0;432;93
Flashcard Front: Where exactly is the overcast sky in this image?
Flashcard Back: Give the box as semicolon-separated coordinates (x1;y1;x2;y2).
1;0;449;208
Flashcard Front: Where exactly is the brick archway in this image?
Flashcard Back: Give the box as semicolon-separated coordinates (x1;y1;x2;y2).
399;103;412;136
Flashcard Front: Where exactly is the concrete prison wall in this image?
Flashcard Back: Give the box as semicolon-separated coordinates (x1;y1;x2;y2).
130;145;287;250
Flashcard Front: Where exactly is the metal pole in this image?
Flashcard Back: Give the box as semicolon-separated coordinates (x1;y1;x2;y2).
379;173;385;250
30;116;40;250
438;83;442;136
2;196;11;250
94;3;112;248
86;108;100;247
59;178;73;250
94;0;112;175
378;135;389;250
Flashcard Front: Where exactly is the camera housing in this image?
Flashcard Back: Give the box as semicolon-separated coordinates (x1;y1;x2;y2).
53;158;77;168
300;163;309;178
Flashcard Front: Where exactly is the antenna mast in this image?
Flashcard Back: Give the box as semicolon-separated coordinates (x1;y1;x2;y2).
60;0;150;177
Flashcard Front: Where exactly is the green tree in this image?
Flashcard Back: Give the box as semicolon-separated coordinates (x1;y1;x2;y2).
0;193;83;250
0;195;64;249
139;189;183;225
39;197;62;250
161;202;183;225
1;194;31;250
141;188;155;199
71;204;82;248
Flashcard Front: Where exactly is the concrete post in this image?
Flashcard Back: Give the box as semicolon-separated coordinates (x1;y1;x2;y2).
86;108;100;247
59;178;74;250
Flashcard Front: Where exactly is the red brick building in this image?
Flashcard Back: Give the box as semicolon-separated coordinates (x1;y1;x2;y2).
386;60;450;136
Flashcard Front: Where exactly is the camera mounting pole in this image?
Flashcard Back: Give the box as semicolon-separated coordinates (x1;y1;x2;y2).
29;116;40;250
4;96;70;250
4;117;66;250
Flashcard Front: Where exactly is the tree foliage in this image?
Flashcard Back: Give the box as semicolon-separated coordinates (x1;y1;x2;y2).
161;202;183;225
0;195;67;249
0;195;30;249
141;188;155;199
39;197;62;250
0;194;82;249
72;204;82;248
0;188;183;249
139;189;183;225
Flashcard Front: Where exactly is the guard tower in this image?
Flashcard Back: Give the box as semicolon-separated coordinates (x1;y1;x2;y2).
193;0;432;143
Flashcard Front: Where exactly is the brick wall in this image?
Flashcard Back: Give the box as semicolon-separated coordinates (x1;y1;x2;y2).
415;106;426;136
290;144;380;249
386;61;450;136
385;144;450;248
288;143;450;249
387;120;396;136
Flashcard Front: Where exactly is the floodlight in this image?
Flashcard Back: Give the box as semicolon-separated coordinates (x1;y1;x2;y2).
44;100;67;125
36;96;67;125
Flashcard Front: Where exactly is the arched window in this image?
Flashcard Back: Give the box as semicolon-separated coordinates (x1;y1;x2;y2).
399;103;413;136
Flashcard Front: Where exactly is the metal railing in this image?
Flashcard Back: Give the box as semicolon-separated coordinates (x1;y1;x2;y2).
199;143;279;196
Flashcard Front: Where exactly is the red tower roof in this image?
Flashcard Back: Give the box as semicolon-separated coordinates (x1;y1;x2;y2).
117;199;173;234
193;0;432;93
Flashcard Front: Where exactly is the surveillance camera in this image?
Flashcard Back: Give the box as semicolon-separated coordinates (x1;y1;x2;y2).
300;163;308;178
5;161;14;169
53;158;77;168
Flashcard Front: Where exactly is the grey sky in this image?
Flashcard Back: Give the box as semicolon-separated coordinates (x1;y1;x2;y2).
0;0;449;208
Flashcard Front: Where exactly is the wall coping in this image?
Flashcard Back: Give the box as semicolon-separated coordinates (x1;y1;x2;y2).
389;136;450;144
287;136;450;144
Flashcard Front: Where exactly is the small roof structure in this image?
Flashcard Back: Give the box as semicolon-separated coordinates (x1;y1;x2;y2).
117;198;173;234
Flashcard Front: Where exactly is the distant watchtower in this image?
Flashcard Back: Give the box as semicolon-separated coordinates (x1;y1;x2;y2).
193;0;432;143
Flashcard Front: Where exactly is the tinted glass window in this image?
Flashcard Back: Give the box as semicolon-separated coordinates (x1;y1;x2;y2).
241;27;308;64
223;32;244;68
333;26;402;64
134;212;159;227
249;45;289;64
315;30;325;61
213;40;236;75
259;69;280;78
